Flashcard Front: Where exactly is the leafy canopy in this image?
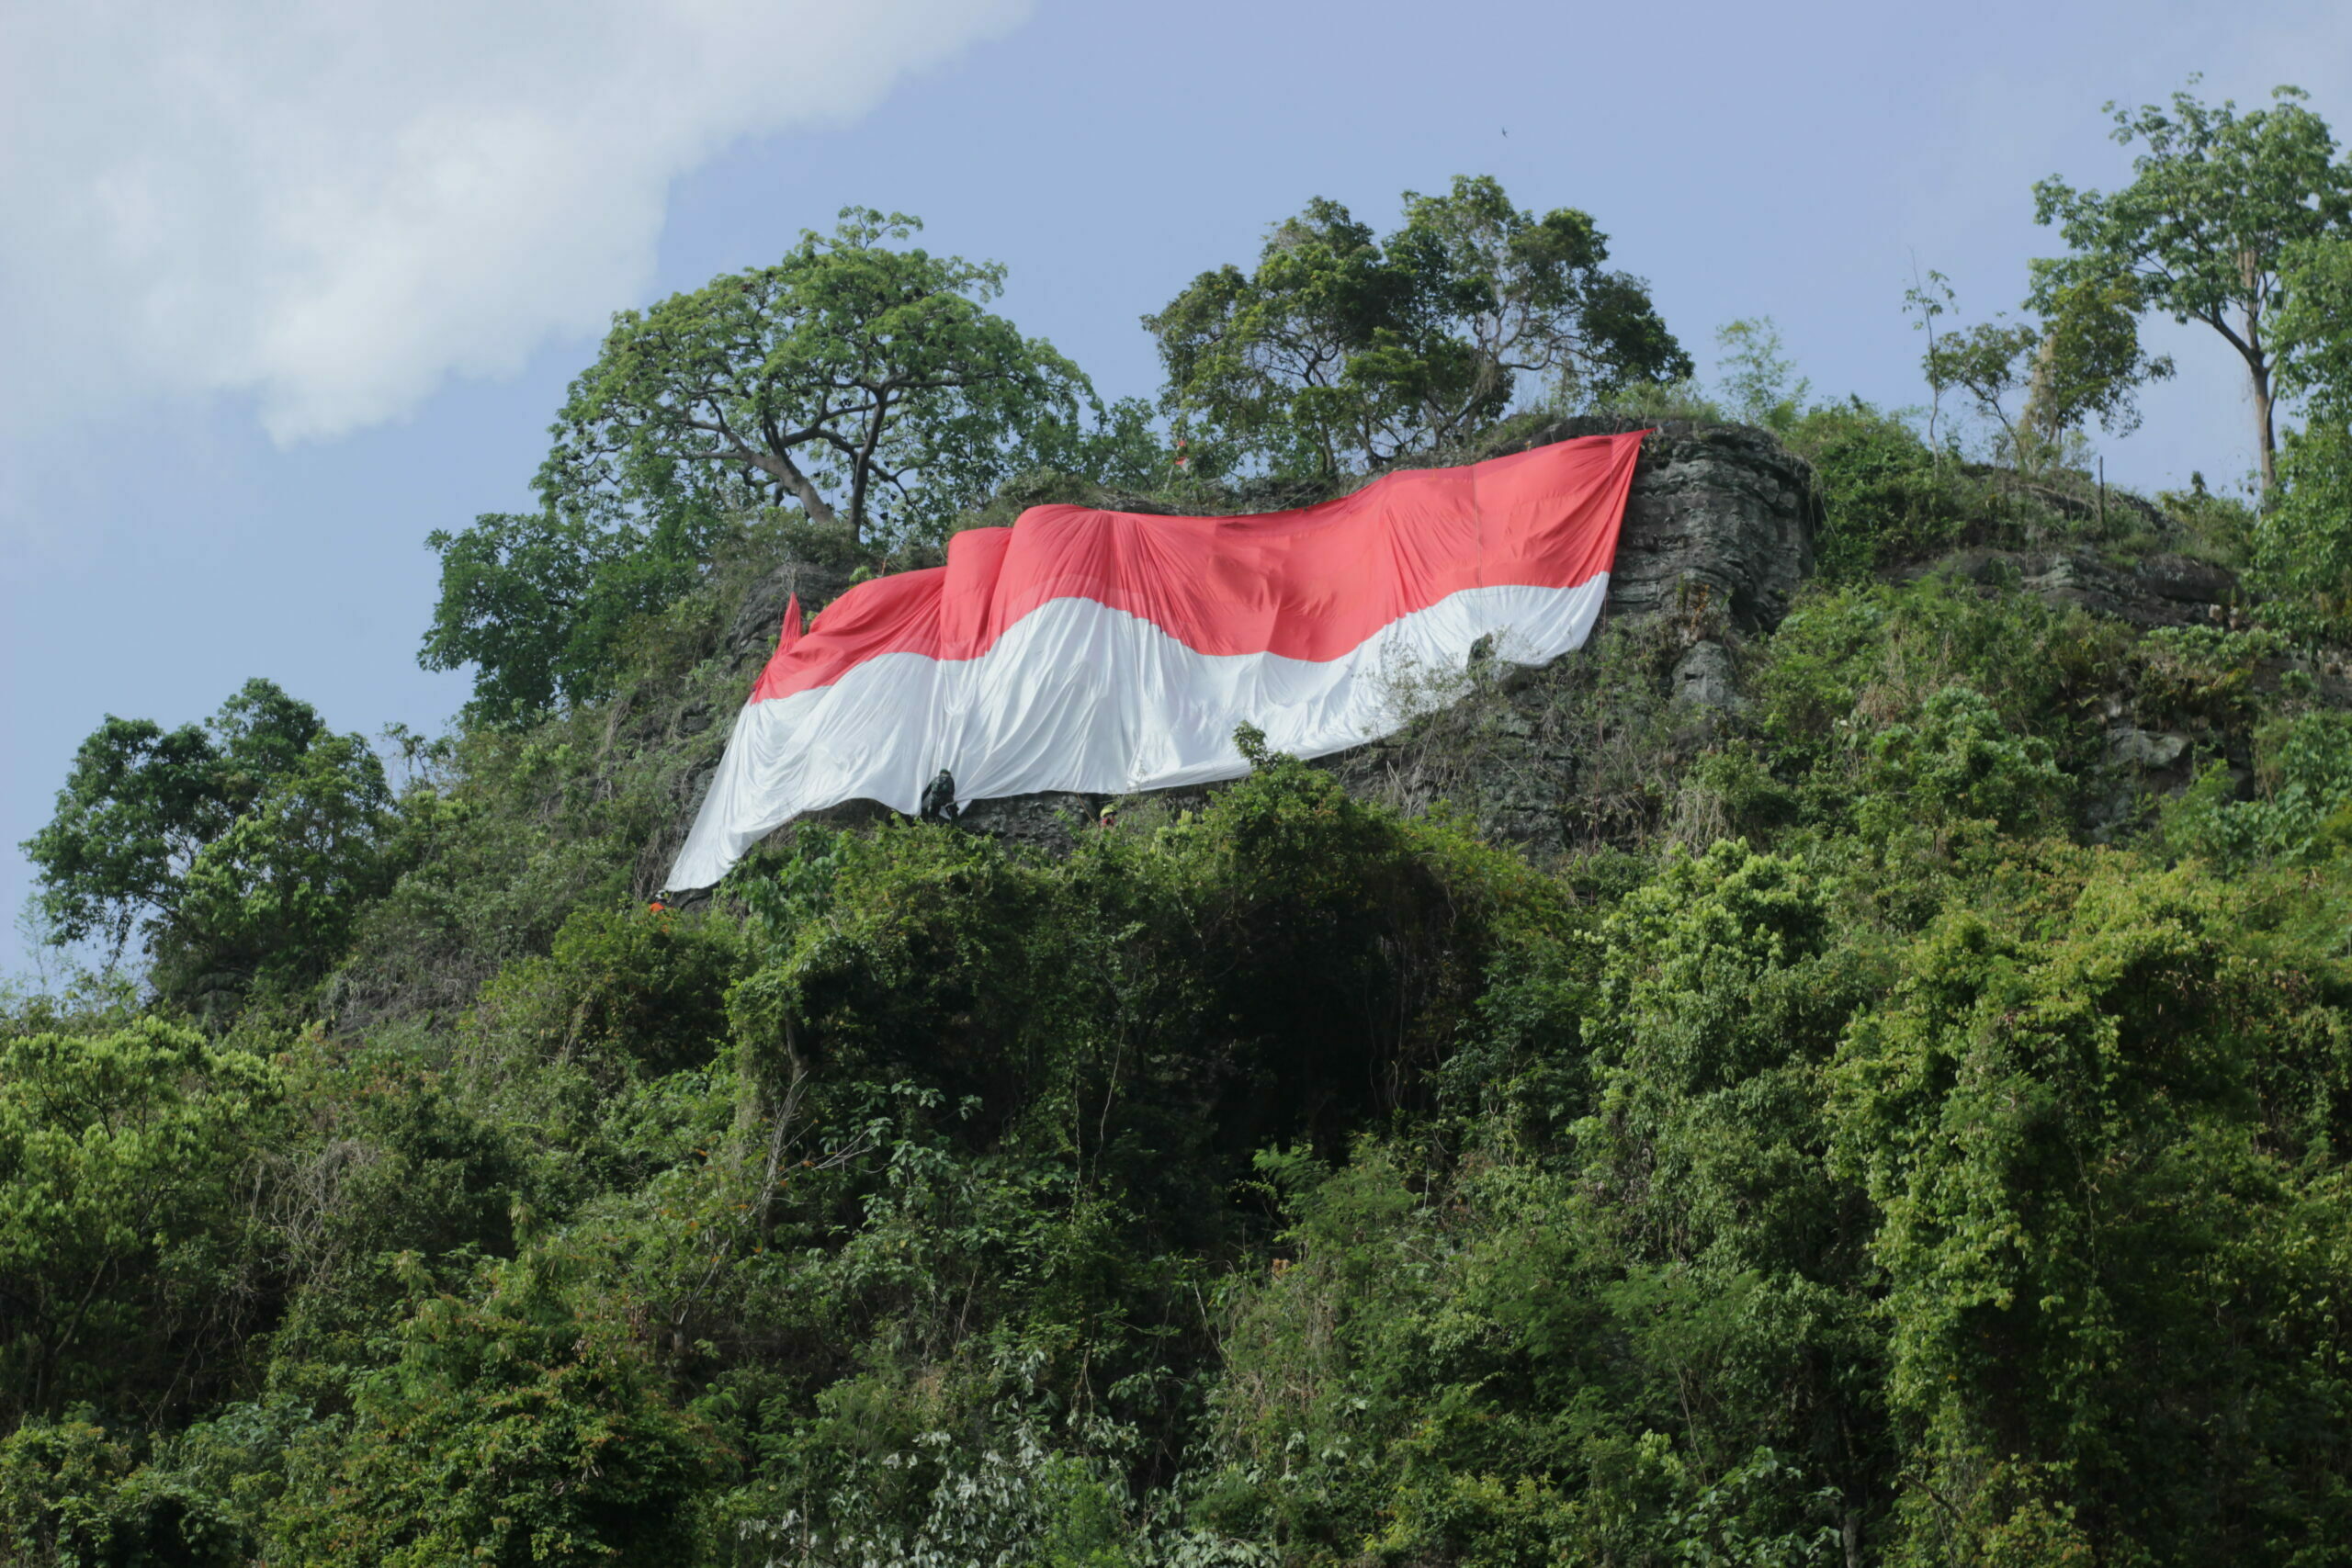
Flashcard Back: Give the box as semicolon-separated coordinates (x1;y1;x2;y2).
544;206;1093;544
417;497;728;724
21;680;387;989
1911;280;2170;472
2261;233;2352;629
1146;175;1690;476
420;208;1140;722
0;1019;284;1427
2032;81;2352;488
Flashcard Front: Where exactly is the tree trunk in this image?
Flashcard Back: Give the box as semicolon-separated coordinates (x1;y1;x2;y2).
848;391;890;542
2252;356;2278;497
748;449;842;534
2243;260;2279;499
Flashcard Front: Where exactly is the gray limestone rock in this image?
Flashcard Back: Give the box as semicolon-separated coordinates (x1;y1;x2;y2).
955;792;1102;854
1925;547;2245;630
2088;725;2200;840
727;555;861;662
1485;417;1820;635
2107;727;2190;772
1670;640;1746;712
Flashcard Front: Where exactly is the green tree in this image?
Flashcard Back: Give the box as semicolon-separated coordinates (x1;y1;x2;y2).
416;498;725;723
1715;316;1811;432
2032;82;2352;491
162;731;396;1005
0;1020;284;1426
272;1257;718;1568
2262;233;2352;626
1909;276;2167;475
1857;685;2067;846
543;207;1093;544
1904;266;1958;459
1147;175;1688;476
1576;841;1886;1551
21;681;367;971
422;209;1123;720
1832;857;2352;1562
1922;316;2042;466
2021;275;2174;450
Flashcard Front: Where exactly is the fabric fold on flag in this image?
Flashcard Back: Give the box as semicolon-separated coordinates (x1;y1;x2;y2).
666;430;1646;890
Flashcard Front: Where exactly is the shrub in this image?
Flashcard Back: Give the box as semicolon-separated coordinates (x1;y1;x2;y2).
2163;710;2352;867
0;1020;284;1427
272;1256;721;1568
1784;402;1971;578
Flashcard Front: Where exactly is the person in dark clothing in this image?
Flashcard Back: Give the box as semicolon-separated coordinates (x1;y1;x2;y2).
919;768;960;824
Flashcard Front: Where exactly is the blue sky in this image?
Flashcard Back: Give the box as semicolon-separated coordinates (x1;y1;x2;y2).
5;0;2346;978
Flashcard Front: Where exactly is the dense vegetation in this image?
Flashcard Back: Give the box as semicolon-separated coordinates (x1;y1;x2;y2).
13;97;2352;1566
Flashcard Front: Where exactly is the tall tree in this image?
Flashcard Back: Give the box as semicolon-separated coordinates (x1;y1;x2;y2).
1915;284;2170;473
1923;318;2044;466
418;496;725;723
162;732;395;1005
2020;276;2175;450
2258;235;2352;626
1147;175;1689;476
20;681;389;998
23;682;332;963
544;208;1093;543
2031;83;2352;492
0;1020;283;1426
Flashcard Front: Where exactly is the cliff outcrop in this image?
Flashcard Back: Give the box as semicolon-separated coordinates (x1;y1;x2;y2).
686;421;2281;868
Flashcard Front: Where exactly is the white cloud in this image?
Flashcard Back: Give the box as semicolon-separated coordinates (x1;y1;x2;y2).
0;0;1032;442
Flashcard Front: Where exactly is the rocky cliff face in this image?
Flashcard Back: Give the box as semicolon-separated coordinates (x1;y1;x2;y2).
1494;417;1819;635
681;420;2292;872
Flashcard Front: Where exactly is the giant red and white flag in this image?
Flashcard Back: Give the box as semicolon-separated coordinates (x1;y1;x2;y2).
665;430;1645;890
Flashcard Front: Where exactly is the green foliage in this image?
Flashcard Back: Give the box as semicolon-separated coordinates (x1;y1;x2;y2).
0;1400;323;1568
1832;855;2352;1562
2163;711;2352;867
470;904;747;1087
1197;843;1879;1566
2022;275;2174;446
20;679;396;1020
2129;623;2280;731
1923;317;2043;463
254;1043;532;1409
15;547;2352;1563
0;1020;284;1427
422;209;1146;723
25;171;2352;1568
0;1413;247;1568
272;1256;720;1566
1911;276;2172;475
1781;402;1973;577
2033;82;2352;489
545;207;1095;544
1750;573;2121;816
418;500;735;724
2260;415;2352;637
1857;685;2067;844
1714;317;1810;433
1147;175;1689;476
734;1419;1231;1568
21;680;373;970
161;732;396;1009
2258;235;2352;635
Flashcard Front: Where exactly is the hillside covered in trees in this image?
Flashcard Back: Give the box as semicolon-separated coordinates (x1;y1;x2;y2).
11;91;2352;1566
